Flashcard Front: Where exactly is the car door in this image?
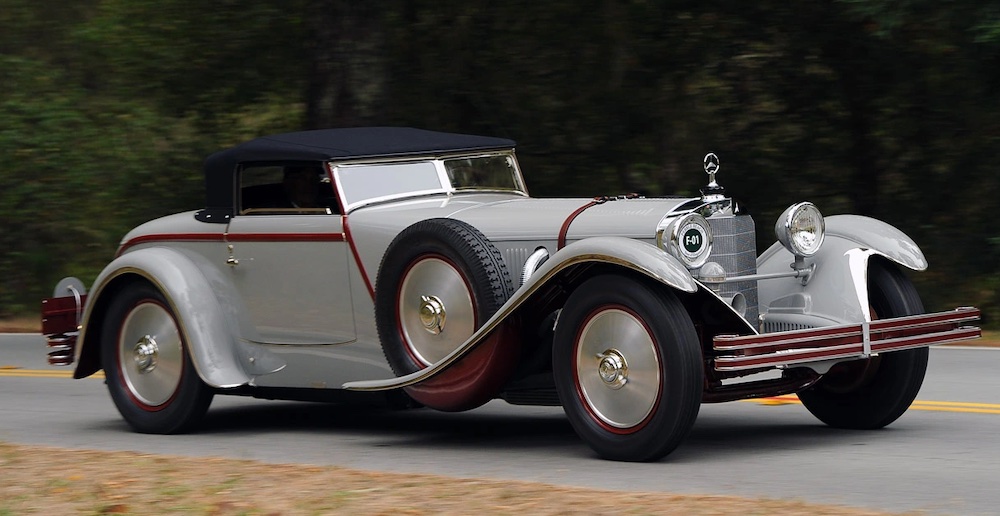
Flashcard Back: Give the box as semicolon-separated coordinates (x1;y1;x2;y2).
224;164;355;345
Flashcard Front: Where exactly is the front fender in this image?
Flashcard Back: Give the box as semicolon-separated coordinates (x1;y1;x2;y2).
758;215;926;326
344;236;698;391
75;247;277;388
825;215;927;271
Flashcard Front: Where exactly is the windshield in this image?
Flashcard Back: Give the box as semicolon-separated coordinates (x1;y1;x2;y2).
337;161;443;208
445;154;521;191
334;152;526;211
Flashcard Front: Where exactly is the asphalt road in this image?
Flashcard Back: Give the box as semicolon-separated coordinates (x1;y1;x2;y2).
2;334;998;514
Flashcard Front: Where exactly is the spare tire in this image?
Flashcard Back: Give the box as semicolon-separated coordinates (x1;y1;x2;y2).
374;218;516;410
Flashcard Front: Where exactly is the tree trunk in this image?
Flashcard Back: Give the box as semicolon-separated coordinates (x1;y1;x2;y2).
304;0;385;129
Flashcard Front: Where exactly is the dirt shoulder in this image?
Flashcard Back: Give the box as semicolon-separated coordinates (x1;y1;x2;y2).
0;316;42;333
0;443;902;515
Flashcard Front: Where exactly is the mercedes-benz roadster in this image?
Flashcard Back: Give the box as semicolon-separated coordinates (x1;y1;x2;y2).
42;127;981;461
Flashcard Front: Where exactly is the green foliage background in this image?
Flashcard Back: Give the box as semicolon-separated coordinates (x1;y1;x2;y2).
1;0;998;325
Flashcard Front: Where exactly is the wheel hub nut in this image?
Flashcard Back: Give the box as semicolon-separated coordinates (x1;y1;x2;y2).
133;335;159;373
596;349;628;389
418;295;446;335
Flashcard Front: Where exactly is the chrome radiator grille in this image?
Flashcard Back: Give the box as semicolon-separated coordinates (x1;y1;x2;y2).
708;214;758;326
760;321;811;333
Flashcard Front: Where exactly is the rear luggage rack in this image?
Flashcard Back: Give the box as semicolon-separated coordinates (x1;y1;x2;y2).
41;286;87;367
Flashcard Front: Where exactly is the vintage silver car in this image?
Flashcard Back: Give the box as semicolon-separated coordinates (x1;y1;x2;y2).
42;127;981;461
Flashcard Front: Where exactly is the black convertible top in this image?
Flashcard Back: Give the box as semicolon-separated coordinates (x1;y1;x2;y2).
197;127;515;222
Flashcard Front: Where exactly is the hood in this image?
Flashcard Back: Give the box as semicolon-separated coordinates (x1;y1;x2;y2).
351;193;698;243
449;196;697;242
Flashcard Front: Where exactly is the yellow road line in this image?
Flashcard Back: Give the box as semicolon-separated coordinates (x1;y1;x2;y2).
3;369;999;414
0;369;104;379
910;406;1000;415
911;400;1000;408
741;395;1000;414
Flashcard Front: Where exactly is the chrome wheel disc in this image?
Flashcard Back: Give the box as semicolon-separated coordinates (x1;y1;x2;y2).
117;301;184;408
575;308;661;430
398;256;475;365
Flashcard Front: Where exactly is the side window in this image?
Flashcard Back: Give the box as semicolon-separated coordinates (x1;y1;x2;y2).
239;164;338;215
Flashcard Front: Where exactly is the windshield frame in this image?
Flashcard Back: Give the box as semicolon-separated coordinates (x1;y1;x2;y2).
332;150;528;212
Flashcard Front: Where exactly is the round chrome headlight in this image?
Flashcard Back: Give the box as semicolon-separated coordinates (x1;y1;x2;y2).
658;213;713;268
775;202;825;257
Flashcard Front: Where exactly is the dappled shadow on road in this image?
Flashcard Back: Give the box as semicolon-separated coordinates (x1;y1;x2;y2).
189;396;910;462
198;399;579;454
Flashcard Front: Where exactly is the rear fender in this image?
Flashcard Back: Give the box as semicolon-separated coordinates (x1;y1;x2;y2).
344;236;705;391
75;247;282;388
758;215;926;326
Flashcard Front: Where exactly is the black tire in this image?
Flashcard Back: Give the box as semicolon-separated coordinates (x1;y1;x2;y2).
101;282;213;434
553;274;702;462
798;260;929;429
375;218;513;376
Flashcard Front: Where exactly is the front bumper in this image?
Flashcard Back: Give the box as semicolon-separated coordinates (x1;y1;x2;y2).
712;307;981;372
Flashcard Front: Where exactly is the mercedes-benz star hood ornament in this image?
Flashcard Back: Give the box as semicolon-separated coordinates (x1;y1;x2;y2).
701;152;725;201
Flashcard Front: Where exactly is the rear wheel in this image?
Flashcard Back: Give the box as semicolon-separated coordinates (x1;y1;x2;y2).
101;282;213;433
553;275;702;462
798;261;928;429
375;218;516;411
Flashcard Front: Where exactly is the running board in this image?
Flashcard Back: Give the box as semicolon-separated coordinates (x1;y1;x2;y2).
712;307;981;372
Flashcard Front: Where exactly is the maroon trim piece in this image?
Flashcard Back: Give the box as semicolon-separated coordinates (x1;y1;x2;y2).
402;322;521;411
117;232;346;256
556;195;641;249
117;233;225;257
41;295;88;335
715;307;980;352
343;215;375;300
712;308;981;371
225;233;345;242
558;198;603;250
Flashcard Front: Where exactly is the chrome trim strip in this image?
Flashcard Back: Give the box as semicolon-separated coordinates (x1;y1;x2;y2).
701;268;808;284
847;248;875;321
343;237;697;391
862;320;871;357
68;284;83;328
520;247;550;286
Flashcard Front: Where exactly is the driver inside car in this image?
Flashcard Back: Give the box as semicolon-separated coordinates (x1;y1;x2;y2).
282;165;322;208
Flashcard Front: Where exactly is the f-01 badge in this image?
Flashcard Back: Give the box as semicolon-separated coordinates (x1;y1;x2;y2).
683;227;705;254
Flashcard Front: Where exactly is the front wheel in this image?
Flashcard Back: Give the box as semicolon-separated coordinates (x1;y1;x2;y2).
798;260;928;429
101;282;213;433
553;275;702;462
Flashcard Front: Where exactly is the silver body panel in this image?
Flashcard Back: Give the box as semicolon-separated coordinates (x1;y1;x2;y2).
80;193;706;390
